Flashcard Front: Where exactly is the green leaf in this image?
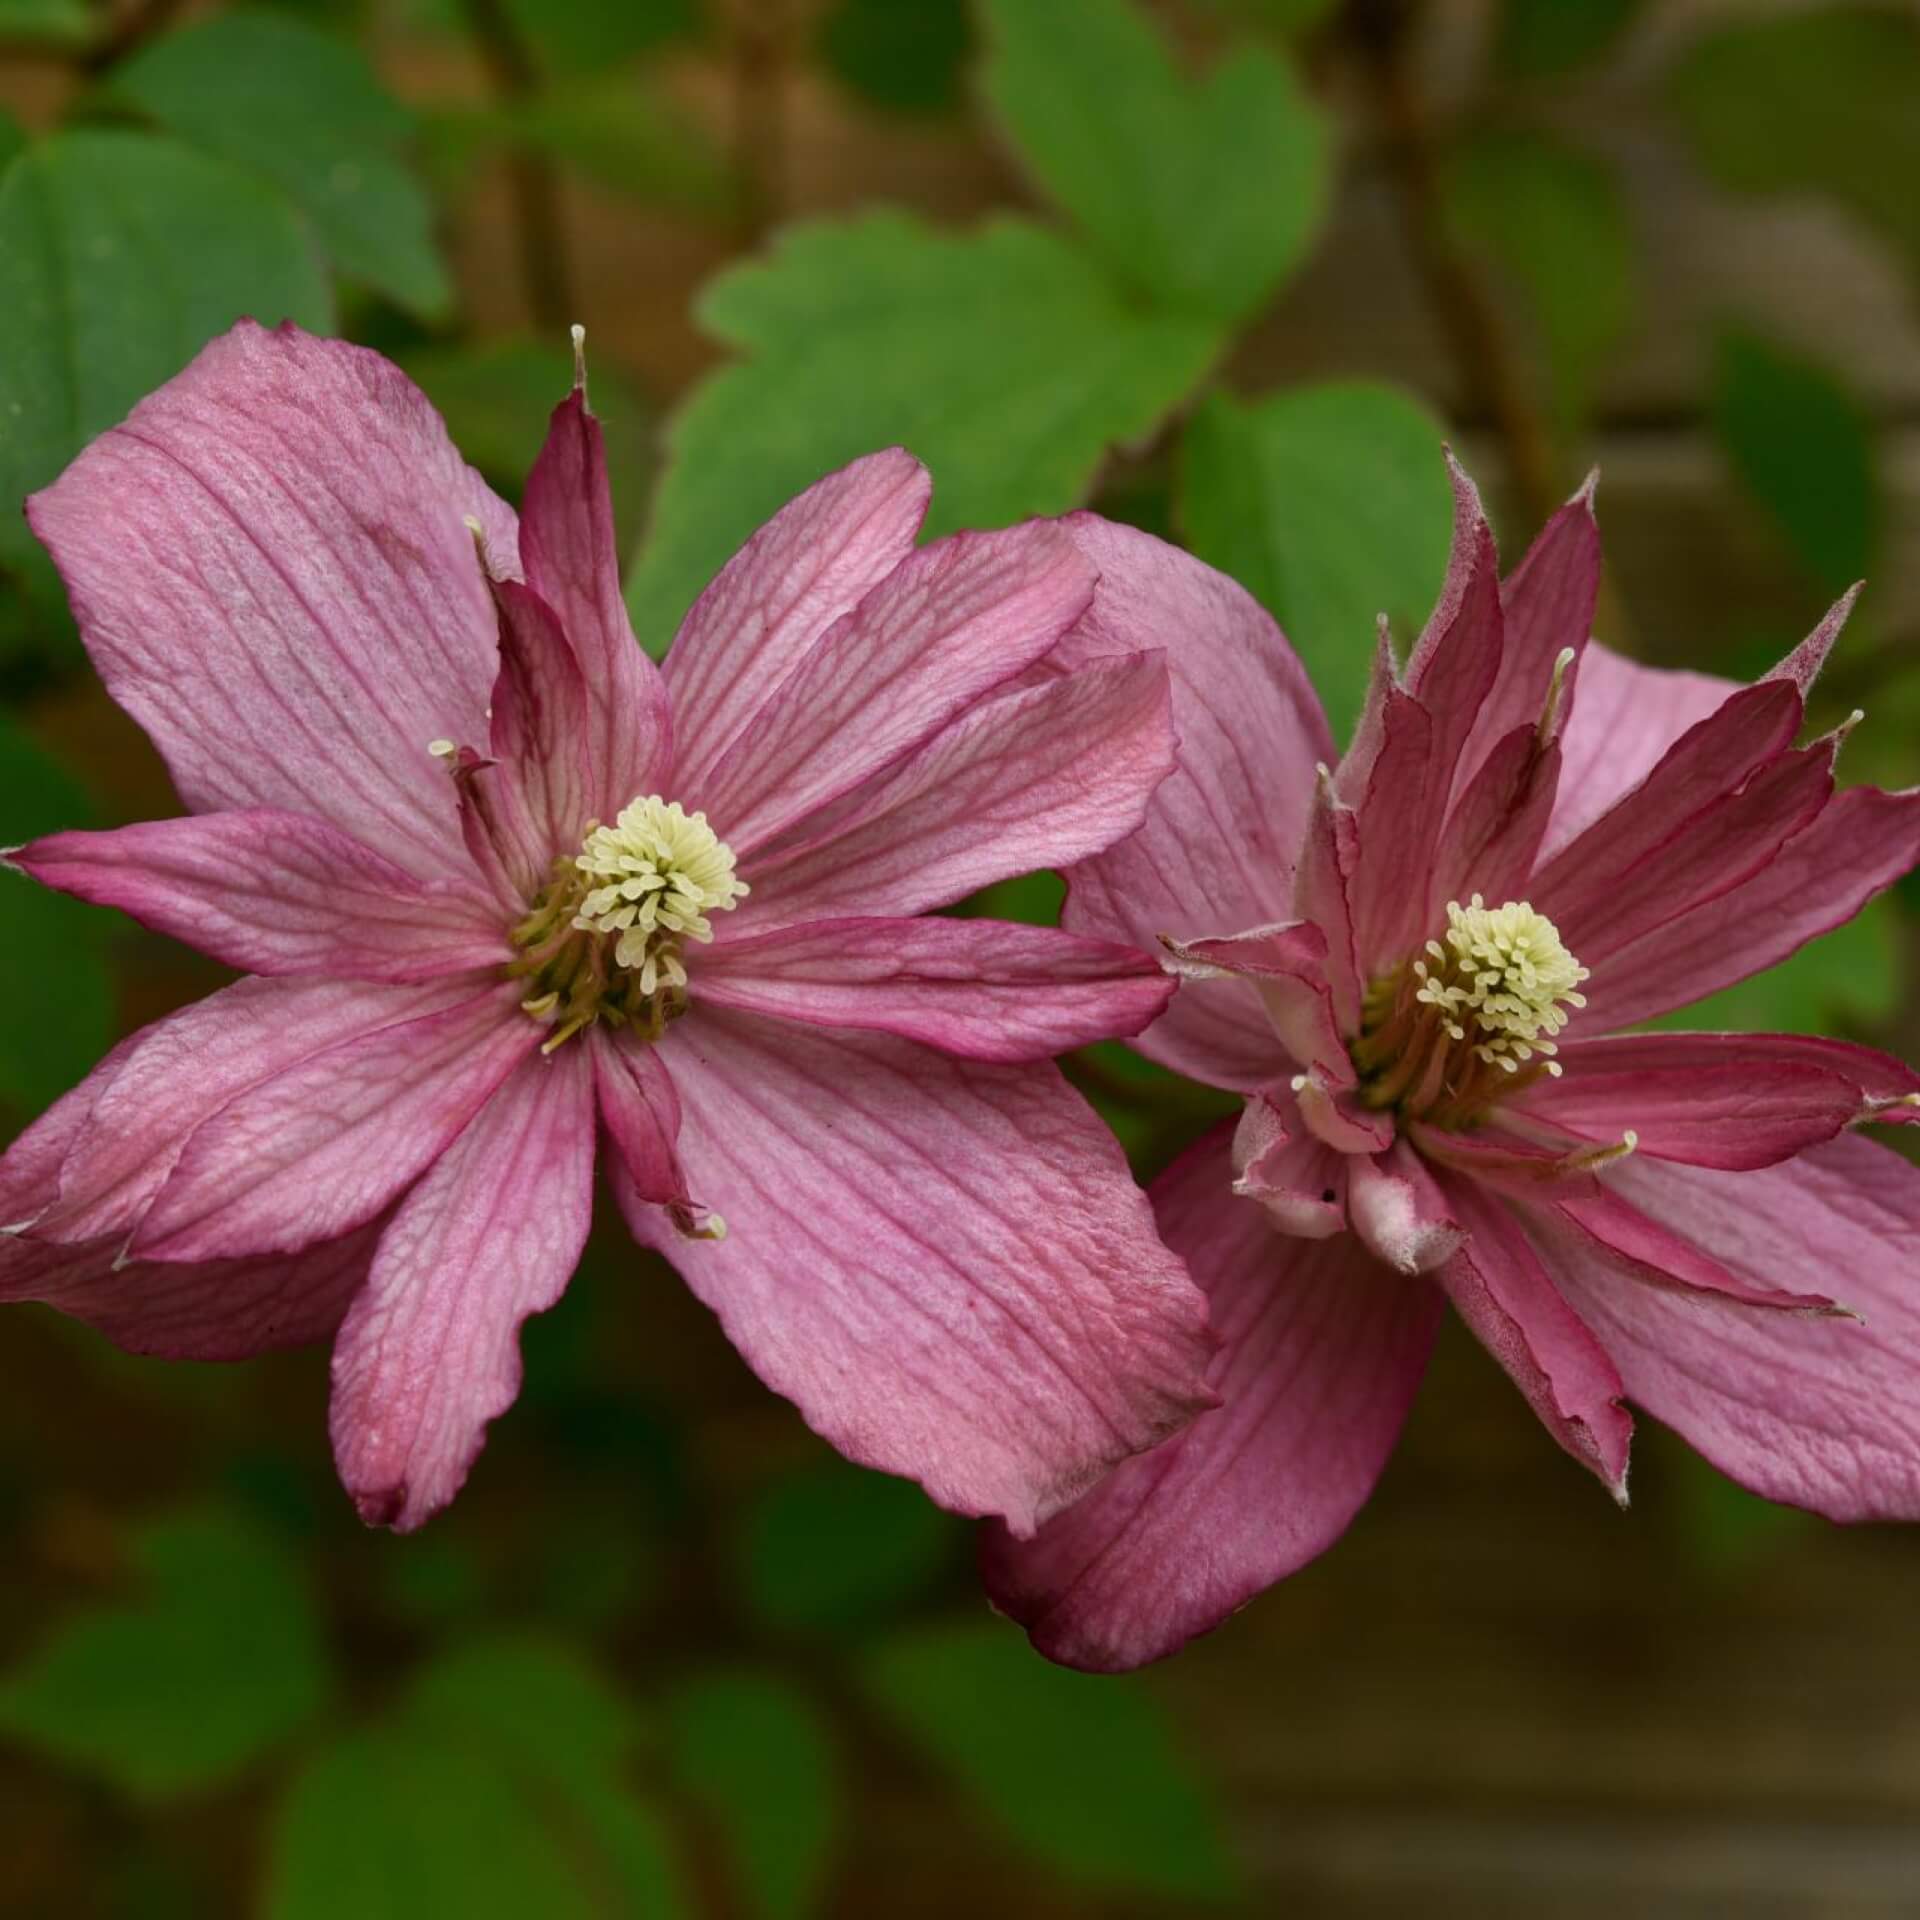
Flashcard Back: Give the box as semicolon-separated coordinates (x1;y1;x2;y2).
504;0;701;73
667;1669;839;1920
1711;327;1876;596
399;338;655;552
0;107;25;172
271;1635;689;1920
860;1621;1233;1899
0;713;114;1112
1194;0;1340;33
733;1459;959;1635
0;1505;330;1799
1668;7;1920;292
112;10;449;319
0;128;332;598
1646;895;1897;1038
976;0;1328;320
0;0;89;46
628;211;1222;650
1179;380;1454;740
821;0;971;112
1445;129;1633;434
1495;0;1641;75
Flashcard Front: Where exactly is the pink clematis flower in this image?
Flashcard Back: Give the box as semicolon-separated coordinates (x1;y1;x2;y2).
0;321;1216;1534
984;466;1920;1670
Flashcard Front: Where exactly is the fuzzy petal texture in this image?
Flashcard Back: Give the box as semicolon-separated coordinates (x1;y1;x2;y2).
1533;1138;1920;1520
11;812;504;980
626;1009;1215;1536
131;984;537;1262
1510;1032;1920;1169
696;918;1173;1063
26;323;513;882
1055;516;1330;1093
981;1126;1443;1671
1437;1174;1632;1494
697;525;1096;853
330;1045;596;1530
518;389;671;809
734;653;1175;930
663;449;930;800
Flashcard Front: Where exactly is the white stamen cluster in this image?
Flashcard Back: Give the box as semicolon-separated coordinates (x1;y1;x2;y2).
572;797;748;995
1413;895;1589;1076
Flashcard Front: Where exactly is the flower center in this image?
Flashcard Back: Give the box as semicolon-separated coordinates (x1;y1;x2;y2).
1351;895;1588;1126
508;796;748;1051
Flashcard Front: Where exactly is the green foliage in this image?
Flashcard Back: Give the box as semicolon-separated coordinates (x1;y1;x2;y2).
628;213;1222;650
1711;327;1876;596
0;107;24;171
270;1637;688;1920
0;0;89;46
399;338;655;550
1180;379;1455;739
1445;128;1633;434
0;1505;329;1799
110;9;449;318
668;1669;840;1920
976;0;1329;321
0;712;114;1110
1649;898;1898;1038
821;0;971;112
732;1460;959;1635
861;1620;1234;1899
1495;0;1641;76
503;0;702;74
425;83;730;213
1195;0;1340;34
1668;6;1920;291
0;128;331;617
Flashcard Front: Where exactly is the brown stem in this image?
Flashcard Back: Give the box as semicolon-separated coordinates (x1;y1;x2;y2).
458;0;577;335
80;0;185;74
1351;0;1561;530
728;0;791;247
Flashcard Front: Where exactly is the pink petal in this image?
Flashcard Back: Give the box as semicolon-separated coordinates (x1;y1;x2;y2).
697;917;1172;1063
1427;720;1562;919
1292;767;1363;1032
694;525;1096;853
131;983;538;1262
1159;921;1349;1088
591;1028;688;1209
11;812;503;980
480;578;597;881
626;1009;1216;1535
663;449;930;803
1049;517;1330;1086
1436;1172;1631;1495
1347;1143;1462;1275
1577;782;1920;1029
981;1125;1442;1672
26;322;512;882
518;389;672;811
1509;1032;1920;1170
1543;643;1741;860
735;653;1174;928
27;977;483;1247
330;1046;596;1529
1399;453;1505;811
1232;1087;1350;1238
1531;1138;1920;1521
1456;477;1600;787
1345;679;1444;976
4;1216;385;1361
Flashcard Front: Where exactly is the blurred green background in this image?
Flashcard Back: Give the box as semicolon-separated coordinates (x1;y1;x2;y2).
4;0;1920;1914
